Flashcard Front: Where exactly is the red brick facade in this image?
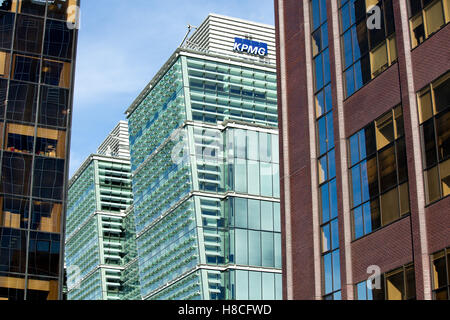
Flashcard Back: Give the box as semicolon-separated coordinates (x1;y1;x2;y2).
275;0;450;300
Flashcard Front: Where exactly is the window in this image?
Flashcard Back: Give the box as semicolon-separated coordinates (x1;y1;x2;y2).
41;58;71;88
418;72;450;204
348;106;409;239
0;12;14;50
233;270;282;300
17;0;47;17
431;248;450;300
32;157;65;200
6;81;38;123
0;229;28;274
12;53;40;83
27;231;60;277
340;0;398;97
356;263;416;300
408;0;449;48
0;196;29;229
312;0;342;300
43;19;74;60
47;0;78;22
0;0;16;12
3;123;67;158
38;86;69;128
31;201;62;233
1;151;33;197
0;49;10;78
14;15;44;55
229;197;281;269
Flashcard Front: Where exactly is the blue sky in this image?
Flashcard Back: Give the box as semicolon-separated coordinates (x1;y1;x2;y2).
70;0;276;176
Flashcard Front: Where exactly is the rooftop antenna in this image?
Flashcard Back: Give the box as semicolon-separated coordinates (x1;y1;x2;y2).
180;24;198;47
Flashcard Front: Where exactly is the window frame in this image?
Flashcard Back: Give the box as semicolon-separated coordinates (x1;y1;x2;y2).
348;106;410;240
408;0;450;49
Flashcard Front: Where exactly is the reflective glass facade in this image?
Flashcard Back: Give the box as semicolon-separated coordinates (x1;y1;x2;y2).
0;0;78;300
127;52;281;300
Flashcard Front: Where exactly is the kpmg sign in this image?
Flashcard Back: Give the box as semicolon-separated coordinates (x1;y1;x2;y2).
233;37;268;57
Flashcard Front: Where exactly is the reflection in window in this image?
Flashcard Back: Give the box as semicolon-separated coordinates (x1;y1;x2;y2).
0;229;27;274
6;81;37;123
229;197;281;269
356;263;416;300
232;270;282;300
0;196;29;229
418;72;450;204
0;79;6;119
47;0;78;22
349;106;409;239
12;54;40;83
0;121;3;148
26;276;59;300
27;231;60;277
14;15;44;55
43;19;73;59
0;12;14;50
408;0;449;48
17;0;46;16
1;151;32;197
431;248;450;300
35;126;66;158
32;157;65;200
41;59;71;88
3;123;66;158
0;50;10;78
340;0;397;98
0;0;16;12
39;86;69;127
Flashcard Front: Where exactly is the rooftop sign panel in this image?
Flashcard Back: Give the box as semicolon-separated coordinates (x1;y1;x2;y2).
233;37;268;57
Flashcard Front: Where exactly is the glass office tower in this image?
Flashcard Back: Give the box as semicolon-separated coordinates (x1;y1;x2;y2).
65;121;139;300
126;14;282;300
0;0;79;300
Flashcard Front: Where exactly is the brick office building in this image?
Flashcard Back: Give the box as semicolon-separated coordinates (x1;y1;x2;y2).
275;0;449;300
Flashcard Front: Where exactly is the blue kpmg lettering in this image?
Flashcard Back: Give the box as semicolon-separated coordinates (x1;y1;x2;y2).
233;37;268;56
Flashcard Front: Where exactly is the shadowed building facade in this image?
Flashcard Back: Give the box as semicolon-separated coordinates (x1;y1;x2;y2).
0;0;79;300
275;0;449;300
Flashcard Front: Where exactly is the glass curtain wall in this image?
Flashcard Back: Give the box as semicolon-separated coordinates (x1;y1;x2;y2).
0;0;77;300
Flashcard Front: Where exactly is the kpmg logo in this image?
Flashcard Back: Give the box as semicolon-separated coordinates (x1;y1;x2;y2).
233;37;268;57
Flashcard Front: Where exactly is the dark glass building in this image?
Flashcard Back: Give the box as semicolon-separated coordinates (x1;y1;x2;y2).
0;0;79;300
275;0;449;300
